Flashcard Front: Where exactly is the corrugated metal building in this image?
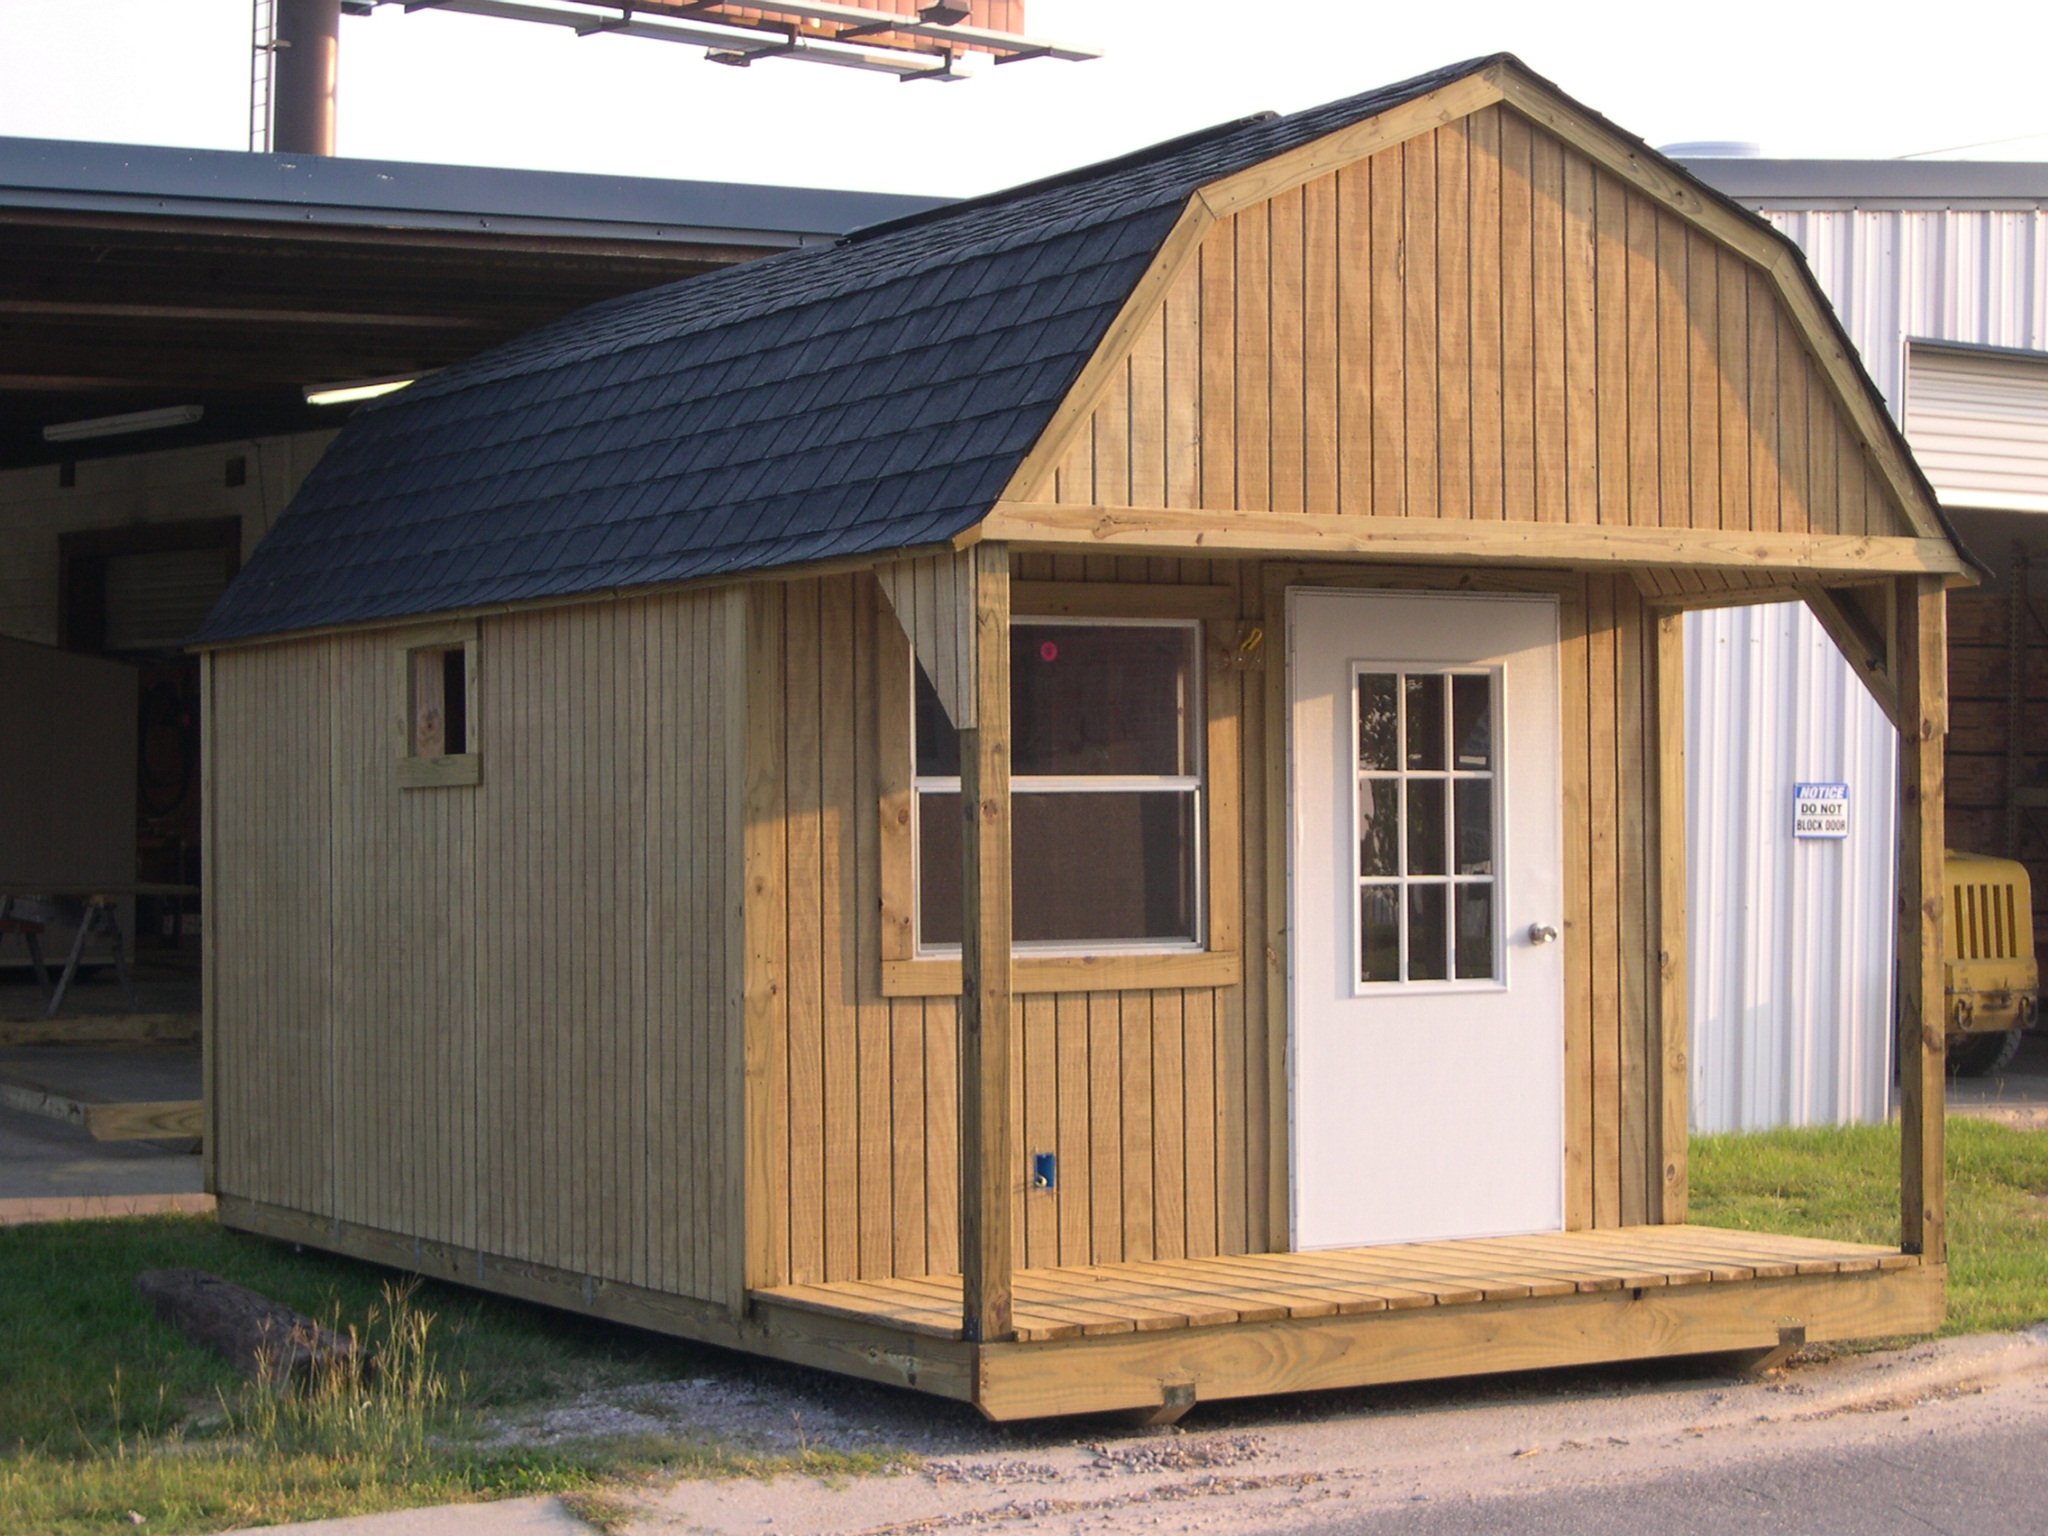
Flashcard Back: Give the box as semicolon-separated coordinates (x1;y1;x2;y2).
1681;159;2048;1130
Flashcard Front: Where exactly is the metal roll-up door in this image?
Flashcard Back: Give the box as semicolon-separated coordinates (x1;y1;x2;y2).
103;546;235;652
1904;343;2048;513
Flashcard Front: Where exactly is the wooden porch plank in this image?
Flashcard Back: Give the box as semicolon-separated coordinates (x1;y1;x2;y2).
1051;1257;1322;1317
753;1228;1913;1347
766;1283;965;1339
878;1274;1096;1340
1028;1276;1244;1330
1474;1232;1737;1284
1654;1224;1900;1259
834;1272;1132;1343
1049;1263;1290;1325
1628;1227;1884;1275
1136;1253;1401;1313
1087;1257;1345;1321
1585;1227;1891;1277
1289;1246;1575;1302
1641;1226;1892;1264
1244;1249;1492;1306
1039;1276;1244;1331
807;1276;980;1322
1011;1292;1188;1335
1205;1251;1452;1310
1442;1236;1663;1290
1271;1259;1540;1306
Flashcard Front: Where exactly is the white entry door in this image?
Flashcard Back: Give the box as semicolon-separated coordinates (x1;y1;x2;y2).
1288;588;1565;1250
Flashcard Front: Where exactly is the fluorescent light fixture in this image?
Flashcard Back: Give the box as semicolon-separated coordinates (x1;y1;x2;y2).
304;376;416;407
43;404;205;443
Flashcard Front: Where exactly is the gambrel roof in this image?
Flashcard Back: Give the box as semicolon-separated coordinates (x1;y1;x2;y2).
196;54;1949;645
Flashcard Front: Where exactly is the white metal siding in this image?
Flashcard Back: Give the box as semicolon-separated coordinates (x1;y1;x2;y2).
1686;602;1897;1133
1769;206;2048;412
1904;345;2048;513
1684;196;2048;1133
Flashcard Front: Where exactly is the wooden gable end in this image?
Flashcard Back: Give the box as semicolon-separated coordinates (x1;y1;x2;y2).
1015;104;1918;545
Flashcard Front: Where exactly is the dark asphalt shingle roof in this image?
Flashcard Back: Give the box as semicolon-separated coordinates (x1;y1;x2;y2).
197;56;1503;644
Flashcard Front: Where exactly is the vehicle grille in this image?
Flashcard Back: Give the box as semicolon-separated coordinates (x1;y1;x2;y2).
1952;881;2024;961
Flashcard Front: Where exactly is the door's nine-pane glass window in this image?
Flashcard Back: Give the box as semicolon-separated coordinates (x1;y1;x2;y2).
916;620;1203;952
1355;669;1498;985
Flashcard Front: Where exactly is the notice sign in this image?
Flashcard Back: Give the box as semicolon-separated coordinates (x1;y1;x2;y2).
1794;782;1850;839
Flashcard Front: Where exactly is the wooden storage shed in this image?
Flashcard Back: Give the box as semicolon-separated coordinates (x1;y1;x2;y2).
194;55;1967;1421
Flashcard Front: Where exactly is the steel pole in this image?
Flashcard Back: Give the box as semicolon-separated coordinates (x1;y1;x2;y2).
273;0;341;155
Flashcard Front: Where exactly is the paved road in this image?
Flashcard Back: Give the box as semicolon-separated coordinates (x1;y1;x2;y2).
1295;1418;2047;1535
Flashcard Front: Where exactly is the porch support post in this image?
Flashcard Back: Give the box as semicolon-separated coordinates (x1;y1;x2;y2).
1897;573;1947;1262
959;541;1014;1342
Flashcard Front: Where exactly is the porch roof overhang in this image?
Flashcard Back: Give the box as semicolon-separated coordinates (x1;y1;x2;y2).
965;503;1971;581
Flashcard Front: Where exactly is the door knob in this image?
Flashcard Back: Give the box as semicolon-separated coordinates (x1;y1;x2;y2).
1527;923;1558;946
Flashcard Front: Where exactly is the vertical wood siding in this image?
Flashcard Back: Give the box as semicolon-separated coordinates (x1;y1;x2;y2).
1045;106;1911;542
209;638;333;1219
210;590;744;1304
748;562;1263;1284
1570;574;1665;1228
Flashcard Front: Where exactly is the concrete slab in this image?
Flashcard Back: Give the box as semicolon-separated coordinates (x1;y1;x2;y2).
0;1191;213;1224
0;1097;201;1200
0;1042;201;1101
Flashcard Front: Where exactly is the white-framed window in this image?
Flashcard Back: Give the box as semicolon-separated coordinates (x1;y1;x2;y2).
912;617;1204;956
1352;666;1501;988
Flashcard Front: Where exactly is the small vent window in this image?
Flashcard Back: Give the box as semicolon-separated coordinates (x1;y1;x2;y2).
396;630;479;788
409;646;468;757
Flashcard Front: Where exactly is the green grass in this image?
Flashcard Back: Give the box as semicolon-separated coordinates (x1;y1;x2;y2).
9;1124;2047;1533
0;1216;901;1534
1692;1117;2048;1336
0;1215;707;1455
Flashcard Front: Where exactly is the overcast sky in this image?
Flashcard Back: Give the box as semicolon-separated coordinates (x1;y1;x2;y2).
2;2;2045;196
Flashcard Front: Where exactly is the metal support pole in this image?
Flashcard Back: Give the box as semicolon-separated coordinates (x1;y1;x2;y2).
273;0;342;155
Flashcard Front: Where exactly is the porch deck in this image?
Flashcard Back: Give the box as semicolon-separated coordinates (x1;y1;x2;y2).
753;1225;1942;1419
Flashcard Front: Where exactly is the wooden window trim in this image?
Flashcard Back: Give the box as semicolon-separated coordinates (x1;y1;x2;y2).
394;619;480;790
877;579;1242;998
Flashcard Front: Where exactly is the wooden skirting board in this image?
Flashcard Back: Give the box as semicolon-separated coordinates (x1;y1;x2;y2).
0;1075;202;1141
0;1014;200;1048
217;1195;1941;1422
215;1195;979;1404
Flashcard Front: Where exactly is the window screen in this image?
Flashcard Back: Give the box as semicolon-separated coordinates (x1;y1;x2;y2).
915;620;1203;951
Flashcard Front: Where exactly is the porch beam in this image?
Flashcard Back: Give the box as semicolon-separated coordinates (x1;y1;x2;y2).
971;505;1968;579
959;541;1015;1343
1803;582;1901;733
1896;574;1947;1261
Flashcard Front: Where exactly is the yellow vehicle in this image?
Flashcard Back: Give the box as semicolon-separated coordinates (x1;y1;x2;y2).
1944;849;2039;1077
